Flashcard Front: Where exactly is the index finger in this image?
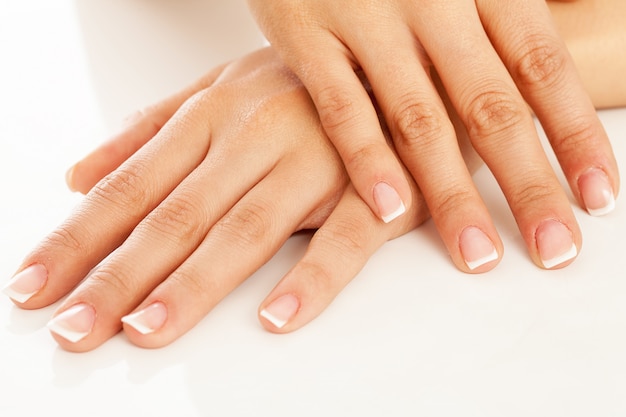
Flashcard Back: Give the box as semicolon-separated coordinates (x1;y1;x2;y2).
67;62;229;194
3;92;217;308
276;32;414;224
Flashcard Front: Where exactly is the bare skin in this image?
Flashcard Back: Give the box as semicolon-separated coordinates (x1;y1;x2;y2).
247;0;619;273
3;2;624;352
549;0;626;108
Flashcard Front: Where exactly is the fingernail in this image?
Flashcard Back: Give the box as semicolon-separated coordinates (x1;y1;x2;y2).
373;182;406;223
2;264;48;303
121;302;167;335
260;294;300;329
65;165;78;193
536;220;578;269
47;303;96;343
459;226;499;270
579;168;615;216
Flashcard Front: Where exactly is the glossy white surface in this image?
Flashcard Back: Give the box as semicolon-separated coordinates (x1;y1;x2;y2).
1;2;625;416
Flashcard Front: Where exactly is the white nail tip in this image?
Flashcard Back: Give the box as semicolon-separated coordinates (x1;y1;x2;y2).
466;248;499;271
382;202;406;224
47;319;90;343
588;196;616;217
46;304;93;343
121;313;156;335
542;243;578;269
1;284;37;304
260;309;287;329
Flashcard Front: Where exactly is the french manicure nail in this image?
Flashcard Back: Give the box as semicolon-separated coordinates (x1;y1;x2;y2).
121;302;167;335
65;165;77;192
373;182;406;223
459;226;499;270
579;168;615;216
2;264;48;303
260;294;300;329
536;220;578;269
47;303;96;343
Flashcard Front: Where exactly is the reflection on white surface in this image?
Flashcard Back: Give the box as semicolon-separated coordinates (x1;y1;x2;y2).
1;2;626;417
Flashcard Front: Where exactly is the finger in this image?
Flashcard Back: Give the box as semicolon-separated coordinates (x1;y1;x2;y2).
67;63;229;194
257;179;428;332
3;91;216;309
478;0;619;215
277;32;413;224
348;26;502;272
46;123;285;351
117;154;346;349
415;1;581;269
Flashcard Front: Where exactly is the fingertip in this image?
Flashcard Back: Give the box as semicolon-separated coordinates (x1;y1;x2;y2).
46;302;103;352
535;219;580;270
259;293;301;332
373;181;408;223
65;161;94;195
458;226;501;273
2;264;46;304
65;165;78;193
578;167;617;217
121;301;168;336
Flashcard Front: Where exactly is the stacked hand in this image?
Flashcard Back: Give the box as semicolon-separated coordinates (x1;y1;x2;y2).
4;49;469;352
248;0;619;271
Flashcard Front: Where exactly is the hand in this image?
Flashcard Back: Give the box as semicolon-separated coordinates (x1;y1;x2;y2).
248;0;620;271
4;48;444;352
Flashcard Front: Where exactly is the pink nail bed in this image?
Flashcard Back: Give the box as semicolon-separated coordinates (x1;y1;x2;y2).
536;220;578;269
459;226;498;270
47;303;96;343
260;294;300;329
579;168;615;216
122;302;168;335
2;264;48;303
373;182;406;223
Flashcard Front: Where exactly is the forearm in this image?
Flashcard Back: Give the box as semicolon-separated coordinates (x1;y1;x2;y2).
550;0;626;108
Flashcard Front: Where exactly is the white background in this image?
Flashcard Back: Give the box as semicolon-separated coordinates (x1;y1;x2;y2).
1;1;625;416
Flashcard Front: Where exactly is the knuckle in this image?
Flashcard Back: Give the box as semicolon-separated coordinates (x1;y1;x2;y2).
514;36;568;88
391;99;446;150
142;193;207;245
216;199;276;248
90;162;152;212
430;188;476;220
315;85;360;132
343;143;380;173
43;225;88;256
550;117;599;156
463;88;527;140
170;264;214;299
298;259;336;295
122;108;147;126
124;105;159;128
313;217;371;261
508;181;559;209
88;265;137;297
